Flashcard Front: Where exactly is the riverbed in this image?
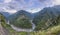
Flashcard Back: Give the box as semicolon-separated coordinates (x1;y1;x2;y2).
7;20;36;32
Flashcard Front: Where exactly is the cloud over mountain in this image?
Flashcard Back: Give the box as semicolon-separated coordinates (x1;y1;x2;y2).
0;0;60;13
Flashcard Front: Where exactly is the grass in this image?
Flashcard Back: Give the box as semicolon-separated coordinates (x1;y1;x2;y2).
30;25;60;35
1;21;60;35
1;22;28;35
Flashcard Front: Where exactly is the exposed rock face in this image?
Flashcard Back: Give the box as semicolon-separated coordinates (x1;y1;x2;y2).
0;24;8;35
0;13;9;35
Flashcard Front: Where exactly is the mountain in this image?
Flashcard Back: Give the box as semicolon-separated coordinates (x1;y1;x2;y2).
9;10;32;29
0;13;9;35
0;12;10;18
33;6;60;30
9;10;33;20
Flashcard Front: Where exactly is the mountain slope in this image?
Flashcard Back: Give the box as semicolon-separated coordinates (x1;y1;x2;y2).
0;12;10;20
31;15;60;35
9;10;32;29
33;6;60;30
0;13;9;35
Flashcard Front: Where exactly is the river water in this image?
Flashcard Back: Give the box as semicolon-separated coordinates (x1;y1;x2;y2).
7;20;36;32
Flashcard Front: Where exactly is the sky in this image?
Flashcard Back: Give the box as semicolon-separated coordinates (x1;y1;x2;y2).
0;0;60;14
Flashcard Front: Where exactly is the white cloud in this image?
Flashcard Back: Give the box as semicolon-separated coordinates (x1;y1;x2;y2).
26;8;41;13
1;0;60;14
3;7;17;14
53;0;60;5
4;0;12;3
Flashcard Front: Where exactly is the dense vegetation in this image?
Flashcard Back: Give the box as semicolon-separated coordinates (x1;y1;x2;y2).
31;15;60;35
9;10;32;29
0;13;28;35
31;25;60;35
0;13;6;23
1;6;60;35
33;7;60;30
10;15;32;29
1;12;60;35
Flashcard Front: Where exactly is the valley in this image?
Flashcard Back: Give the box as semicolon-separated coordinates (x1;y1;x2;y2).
0;5;60;35
7;20;35;32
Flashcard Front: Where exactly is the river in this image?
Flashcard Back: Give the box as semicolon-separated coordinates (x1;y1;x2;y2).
7;20;36;32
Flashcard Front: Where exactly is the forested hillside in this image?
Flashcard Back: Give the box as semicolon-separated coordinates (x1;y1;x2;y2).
1;6;60;35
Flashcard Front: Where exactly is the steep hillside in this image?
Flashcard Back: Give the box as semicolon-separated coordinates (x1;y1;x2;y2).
31;15;60;35
9;10;32;29
33;7;60;30
0;12;10;18
0;13;9;35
